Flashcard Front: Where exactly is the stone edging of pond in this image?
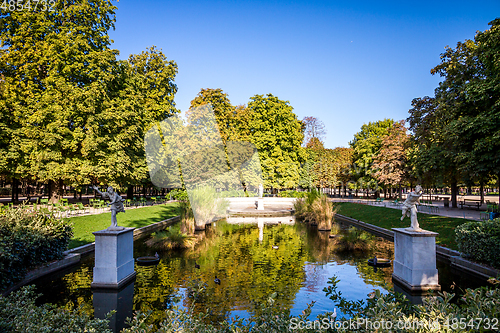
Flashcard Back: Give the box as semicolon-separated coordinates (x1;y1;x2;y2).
335;213;500;281
2;215;181;296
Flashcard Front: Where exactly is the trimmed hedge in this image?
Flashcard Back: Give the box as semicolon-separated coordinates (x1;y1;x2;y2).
0;206;73;291
456;220;500;268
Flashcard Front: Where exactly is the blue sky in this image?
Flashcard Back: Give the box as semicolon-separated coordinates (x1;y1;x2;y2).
109;0;500;149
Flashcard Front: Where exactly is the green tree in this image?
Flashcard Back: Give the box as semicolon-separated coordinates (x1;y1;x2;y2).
408;19;500;207
0;4;179;201
431;18;500;205
91;47;179;190
189;88;236;143
349;119;394;195
247;94;304;190
371;120;410;199
407;96;461;206
0;0;118;200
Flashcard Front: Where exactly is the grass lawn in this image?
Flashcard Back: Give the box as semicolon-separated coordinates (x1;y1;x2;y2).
67;202;179;249
335;202;473;251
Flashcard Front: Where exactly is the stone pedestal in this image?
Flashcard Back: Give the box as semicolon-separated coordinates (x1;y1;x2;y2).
91;227;136;289
392;228;440;292
257;198;264;210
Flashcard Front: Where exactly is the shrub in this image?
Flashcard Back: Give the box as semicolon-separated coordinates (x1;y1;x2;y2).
278;190;307;198
0;206;73;291
456;220;500;268
0;285;111;333
169;189;188;201
293;198;307;220
146;225;197;250
324;275;500;333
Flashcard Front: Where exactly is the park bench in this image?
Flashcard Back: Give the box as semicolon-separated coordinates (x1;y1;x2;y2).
459;199;481;210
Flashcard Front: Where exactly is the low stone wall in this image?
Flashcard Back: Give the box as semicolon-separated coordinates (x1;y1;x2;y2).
335;213;500;280
226;197;296;209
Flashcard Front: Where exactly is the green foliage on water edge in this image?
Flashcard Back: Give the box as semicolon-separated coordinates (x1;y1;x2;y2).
0;206;72;291
456;220;500;268
0;285;111;333
3;274;500;332
324;275;500;333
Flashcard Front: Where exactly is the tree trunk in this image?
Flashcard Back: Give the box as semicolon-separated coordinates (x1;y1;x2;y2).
498;174;500;211
398;183;402;200
480;181;484;204
451;180;458;208
11;177;18;203
127;185;134;199
49;179;64;203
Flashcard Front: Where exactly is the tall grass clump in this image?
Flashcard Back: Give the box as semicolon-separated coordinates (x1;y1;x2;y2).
145;225;196;250
179;200;195;234
337;226;375;251
188;186;229;230
312;196;338;231
293;198;307;220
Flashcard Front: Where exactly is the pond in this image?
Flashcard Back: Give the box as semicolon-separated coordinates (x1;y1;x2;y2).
30;218;486;331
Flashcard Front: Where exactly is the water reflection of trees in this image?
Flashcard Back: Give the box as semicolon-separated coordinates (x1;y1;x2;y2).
180;221;310;322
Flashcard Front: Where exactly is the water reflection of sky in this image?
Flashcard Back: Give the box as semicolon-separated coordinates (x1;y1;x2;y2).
290;261;388;320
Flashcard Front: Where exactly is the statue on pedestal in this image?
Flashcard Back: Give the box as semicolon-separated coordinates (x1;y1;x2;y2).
93;186;126;230
400;185;423;231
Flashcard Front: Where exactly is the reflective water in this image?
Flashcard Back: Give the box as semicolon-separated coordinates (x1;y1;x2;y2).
31;219;485;330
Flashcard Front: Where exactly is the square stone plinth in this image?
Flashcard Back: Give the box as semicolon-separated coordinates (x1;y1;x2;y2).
91;227;136;289
392;228;440;291
257;198;264;210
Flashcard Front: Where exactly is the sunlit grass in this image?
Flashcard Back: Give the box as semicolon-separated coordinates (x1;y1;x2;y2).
67;203;179;249
335;202;473;250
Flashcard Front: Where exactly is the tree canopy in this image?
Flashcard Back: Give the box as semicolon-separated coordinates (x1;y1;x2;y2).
247;94;305;190
0;1;178;201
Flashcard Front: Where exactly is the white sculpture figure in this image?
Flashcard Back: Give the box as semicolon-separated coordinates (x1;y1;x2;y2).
259;183;263;198
93;185;125;229
400;185;424;231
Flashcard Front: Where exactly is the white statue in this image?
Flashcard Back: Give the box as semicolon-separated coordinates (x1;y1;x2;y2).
400;185;424;231
259;184;263;198
93;185;125;230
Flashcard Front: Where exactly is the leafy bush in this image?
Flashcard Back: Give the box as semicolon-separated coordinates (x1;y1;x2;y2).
278;190;307;198
0;206;73;291
169;189;188;201
219;189;249;197
293;198;307;219
456;220;500;268
324;275;500;332
0;285;111;333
